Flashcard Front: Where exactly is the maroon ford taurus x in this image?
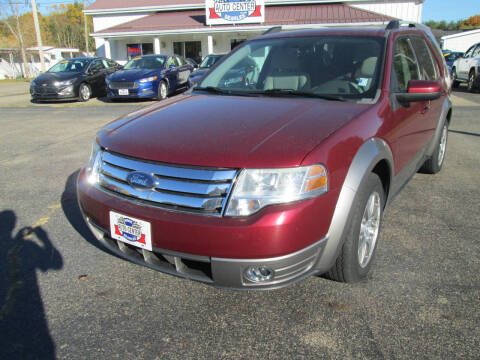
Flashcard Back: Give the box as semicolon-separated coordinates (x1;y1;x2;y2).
77;22;452;289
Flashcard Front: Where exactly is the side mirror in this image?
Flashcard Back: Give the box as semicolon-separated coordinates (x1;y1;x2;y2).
395;80;441;104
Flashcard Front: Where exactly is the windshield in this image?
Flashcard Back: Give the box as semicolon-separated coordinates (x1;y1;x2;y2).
198;36;385;100
199;55;222;69
48;60;89;73
124;56;166;70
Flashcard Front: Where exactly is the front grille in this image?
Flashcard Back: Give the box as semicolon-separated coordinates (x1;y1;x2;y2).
32;85;58;95
109;81;138;89
98;151;238;216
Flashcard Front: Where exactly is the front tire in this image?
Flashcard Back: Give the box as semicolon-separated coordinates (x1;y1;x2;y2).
420;122;448;174
79;83;91;102
327;173;385;283
467;70;477;93
157;81;168;100
451;68;459;88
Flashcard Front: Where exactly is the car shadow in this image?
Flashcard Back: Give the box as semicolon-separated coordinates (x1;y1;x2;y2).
61;170;118;258
96;96;155;104
0;210;63;360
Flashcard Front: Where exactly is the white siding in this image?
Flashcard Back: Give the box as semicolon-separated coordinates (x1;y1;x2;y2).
442;31;480;52
92;14;149;32
351;2;422;23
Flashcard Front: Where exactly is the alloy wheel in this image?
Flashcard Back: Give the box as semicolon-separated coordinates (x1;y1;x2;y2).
358;191;381;268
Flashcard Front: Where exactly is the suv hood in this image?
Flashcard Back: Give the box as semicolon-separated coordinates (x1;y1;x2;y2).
98;94;369;168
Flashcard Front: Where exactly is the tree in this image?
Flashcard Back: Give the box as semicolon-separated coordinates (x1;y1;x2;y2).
0;0;31;77
459;15;480;29
42;2;94;52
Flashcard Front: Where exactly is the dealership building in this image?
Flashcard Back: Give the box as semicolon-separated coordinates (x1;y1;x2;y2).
85;0;425;64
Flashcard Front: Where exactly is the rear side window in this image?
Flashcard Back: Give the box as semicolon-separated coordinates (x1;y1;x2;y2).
392;37;420;91
411;37;438;80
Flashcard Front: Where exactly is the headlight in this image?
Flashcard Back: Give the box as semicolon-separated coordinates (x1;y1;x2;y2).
138;76;158;83
54;79;76;86
86;141;102;185
225;165;328;216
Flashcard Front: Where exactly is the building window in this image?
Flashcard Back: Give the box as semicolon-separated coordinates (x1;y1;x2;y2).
173;41;202;63
126;43;154;60
231;39;246;50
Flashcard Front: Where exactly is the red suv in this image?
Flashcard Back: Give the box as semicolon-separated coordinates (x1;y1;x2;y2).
77;21;452;289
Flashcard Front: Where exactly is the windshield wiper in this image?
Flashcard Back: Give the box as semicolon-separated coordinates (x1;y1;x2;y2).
194;86;232;95
251;89;346;101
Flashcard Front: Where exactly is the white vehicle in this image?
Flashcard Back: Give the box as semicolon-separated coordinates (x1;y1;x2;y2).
452;42;480;92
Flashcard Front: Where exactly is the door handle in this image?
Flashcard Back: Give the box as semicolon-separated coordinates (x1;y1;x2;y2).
420;103;430;115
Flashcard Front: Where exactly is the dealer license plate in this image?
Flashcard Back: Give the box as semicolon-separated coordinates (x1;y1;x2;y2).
110;211;152;251
118;89;129;95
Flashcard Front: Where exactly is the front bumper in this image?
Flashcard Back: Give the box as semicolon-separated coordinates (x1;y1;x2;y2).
107;82;157;99
30;85;77;101
83;214;326;290
77;168;335;289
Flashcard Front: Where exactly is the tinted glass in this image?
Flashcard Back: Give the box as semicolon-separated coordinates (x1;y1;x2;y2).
473;46;480;57
411;37;438;80
166;57;176;68
199;36;385;99
124;56;166;69
199;55;223;68
464;45;475;58
48;59;89;73
89;60;105;72
176;56;185;66
393;38;420;91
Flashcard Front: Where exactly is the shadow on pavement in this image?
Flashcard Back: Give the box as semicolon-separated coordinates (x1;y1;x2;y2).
61;170;116;257
0;210;63;360
449;129;480;137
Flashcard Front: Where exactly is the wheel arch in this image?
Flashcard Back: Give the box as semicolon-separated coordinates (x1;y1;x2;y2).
314;138;394;272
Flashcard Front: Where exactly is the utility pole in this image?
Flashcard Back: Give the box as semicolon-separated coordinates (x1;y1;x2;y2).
31;0;46;72
84;0;89;55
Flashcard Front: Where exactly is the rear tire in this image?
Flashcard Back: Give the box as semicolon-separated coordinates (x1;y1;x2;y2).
420;122;448;174
327;173;385;283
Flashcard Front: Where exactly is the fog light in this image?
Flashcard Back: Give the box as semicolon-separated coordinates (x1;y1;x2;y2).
244;266;274;283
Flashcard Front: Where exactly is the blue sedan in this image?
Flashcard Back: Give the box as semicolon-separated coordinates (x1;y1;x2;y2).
106;55;193;100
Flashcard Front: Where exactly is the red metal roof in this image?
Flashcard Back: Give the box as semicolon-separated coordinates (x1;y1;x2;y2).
94;4;394;34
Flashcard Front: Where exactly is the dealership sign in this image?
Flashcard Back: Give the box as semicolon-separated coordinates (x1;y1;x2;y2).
206;0;265;25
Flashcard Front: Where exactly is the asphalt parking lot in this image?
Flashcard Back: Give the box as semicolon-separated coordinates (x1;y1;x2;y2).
0;83;479;360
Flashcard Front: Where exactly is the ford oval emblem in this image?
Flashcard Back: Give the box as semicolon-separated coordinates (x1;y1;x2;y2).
126;172;156;191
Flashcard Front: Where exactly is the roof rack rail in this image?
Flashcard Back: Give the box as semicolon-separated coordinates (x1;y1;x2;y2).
263;26;282;35
386;20;400;30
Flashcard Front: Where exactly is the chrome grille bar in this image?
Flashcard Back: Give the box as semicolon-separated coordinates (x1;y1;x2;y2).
98;151;237;215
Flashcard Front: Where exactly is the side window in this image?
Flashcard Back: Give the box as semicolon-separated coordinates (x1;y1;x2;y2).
392;37;420;91
464;45;475;58
166;57;176;68
410;37;438;80
107;60;118;68
88;60;105;73
176;56;184;66
473;46;480;58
